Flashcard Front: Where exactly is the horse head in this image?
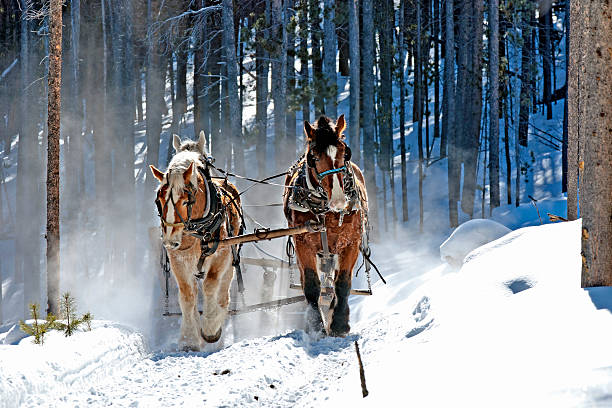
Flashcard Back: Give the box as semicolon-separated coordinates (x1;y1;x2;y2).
304;114;351;212
173;130;210;157
150;151;206;250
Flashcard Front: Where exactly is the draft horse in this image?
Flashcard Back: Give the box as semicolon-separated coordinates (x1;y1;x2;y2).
150;131;242;351
283;115;368;336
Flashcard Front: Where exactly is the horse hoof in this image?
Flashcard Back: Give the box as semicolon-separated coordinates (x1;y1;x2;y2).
201;327;222;343
305;307;326;335
329;322;350;337
181;344;201;352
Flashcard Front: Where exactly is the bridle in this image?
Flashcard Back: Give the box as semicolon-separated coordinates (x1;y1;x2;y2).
155;162;225;240
288;141;359;218
306;142;352;184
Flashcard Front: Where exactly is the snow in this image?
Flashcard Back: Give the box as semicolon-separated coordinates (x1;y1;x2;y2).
439;218;511;267
2;220;612;407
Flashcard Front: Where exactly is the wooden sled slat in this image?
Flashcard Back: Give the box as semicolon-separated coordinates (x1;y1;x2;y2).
162;295;306;317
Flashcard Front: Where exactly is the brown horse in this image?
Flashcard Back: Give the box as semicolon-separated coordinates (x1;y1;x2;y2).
283;115;368;336
150;132;242;351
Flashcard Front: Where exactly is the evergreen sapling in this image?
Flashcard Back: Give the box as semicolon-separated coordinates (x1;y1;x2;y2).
19;303;58;345
55;292;92;336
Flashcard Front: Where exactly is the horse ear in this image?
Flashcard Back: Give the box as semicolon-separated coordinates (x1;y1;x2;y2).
149;165;164;182
172;134;182;152
304;121;315;142
335;114;346;137
197;130;209;156
183;162;195;185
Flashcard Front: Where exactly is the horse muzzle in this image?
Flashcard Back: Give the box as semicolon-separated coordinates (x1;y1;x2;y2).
329;198;348;212
163;239;182;250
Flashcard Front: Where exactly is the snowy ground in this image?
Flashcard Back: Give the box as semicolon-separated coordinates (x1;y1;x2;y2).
2;220;612;407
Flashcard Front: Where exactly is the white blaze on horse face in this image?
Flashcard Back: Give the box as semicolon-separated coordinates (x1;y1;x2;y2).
327;145;347;211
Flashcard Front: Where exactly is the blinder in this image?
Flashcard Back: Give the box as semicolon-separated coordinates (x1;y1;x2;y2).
344;146;352;162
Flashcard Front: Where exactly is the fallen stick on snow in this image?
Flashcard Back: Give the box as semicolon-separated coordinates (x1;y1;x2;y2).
355;341;369;398
547;213;568;222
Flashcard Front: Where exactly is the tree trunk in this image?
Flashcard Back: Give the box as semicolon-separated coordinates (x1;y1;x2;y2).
399;0;408;222
444;0;458;227
337;0;350;77
145;0;164;200
362;0;378;235
459;0;484;218
299;0;311;124
538;0;553;120
323;0;337;118
208;12;222;159
488;0;500;212
567;0;579;220
377;0;393;174
348;0;360;164
175;49;188;120
286;0;297;158
518;6;533;148
416;0;424;232
271;0;287;170
222;0;244;174
573;0;612;286
433;0;440;142
256;7;269;178
46;0;62;316
310;0;324;117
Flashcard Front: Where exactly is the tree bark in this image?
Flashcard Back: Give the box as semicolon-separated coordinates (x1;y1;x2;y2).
538;0;553;120
444;0;458;227
362;0;378;235
567;0;579;221
323;0;337;118
256;6;269;178
433;0;440;142
271;0;287;170
286;0;297;158
459;0;484;218
299;0;311;124
145;0;164;200
348;0;360;165
222;0;245;174
47;0;62;316
488;0;500;212
399;0;407;222
569;0;612;286
518;6;533;148
310;0;324;117
416;0;424;232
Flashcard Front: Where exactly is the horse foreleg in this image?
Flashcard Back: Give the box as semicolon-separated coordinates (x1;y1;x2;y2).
175;273;204;351
328;247;359;337
301;263;325;335
201;253;232;343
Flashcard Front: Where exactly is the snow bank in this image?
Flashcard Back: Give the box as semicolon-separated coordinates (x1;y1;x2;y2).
0;322;146;408
338;220;612;407
439;219;511;267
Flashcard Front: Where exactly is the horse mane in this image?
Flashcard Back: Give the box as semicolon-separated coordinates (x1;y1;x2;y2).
165;151;204;197
309;116;342;155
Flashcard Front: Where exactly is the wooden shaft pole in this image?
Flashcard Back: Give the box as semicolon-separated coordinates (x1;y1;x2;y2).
204;222;322;248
